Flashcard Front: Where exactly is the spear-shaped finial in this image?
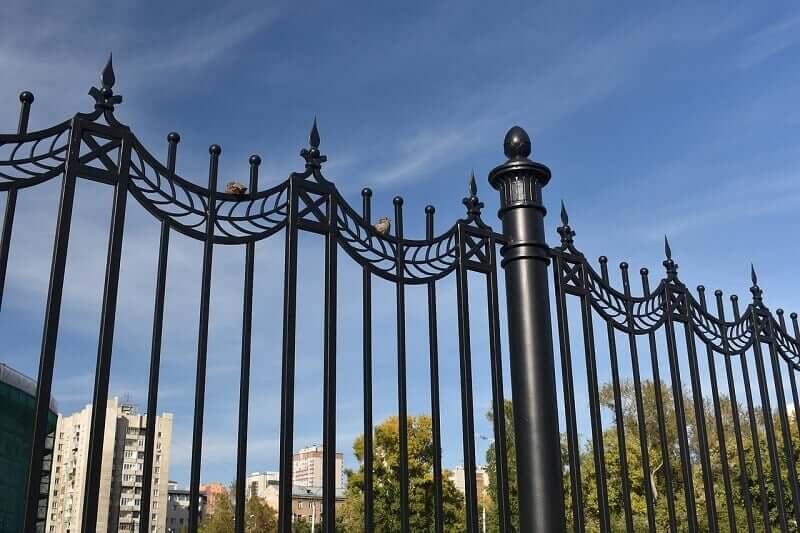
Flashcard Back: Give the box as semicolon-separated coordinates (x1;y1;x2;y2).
89;52;122;110
663;236;678;280
102;53;116;90
300;116;327;168
750;263;763;305
556;200;575;246
463;169;484;216
310;116;320;148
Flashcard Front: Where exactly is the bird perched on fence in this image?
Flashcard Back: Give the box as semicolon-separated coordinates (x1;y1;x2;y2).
374;217;390;236
225;180;248;195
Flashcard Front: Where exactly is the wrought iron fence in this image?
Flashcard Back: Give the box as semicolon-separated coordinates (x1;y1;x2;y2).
2;56;799;533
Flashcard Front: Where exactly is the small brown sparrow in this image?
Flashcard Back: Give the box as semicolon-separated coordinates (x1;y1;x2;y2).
225;181;248;195
373;217;390;236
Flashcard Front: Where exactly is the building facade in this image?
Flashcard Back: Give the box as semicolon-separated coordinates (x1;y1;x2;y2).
449;464;489;499
291;446;343;488
44;398;172;532
165;482;206;533
245;471;279;501
0;363;58;533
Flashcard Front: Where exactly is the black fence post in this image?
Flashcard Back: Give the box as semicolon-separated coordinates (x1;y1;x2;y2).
489;126;565;532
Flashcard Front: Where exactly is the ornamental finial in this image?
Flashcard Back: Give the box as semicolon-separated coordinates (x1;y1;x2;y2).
503;125;531;159
301;116;327;168
463;169;484;215
663;236;678;279
557;200;575;246
750;263;763;305
89;53;122;110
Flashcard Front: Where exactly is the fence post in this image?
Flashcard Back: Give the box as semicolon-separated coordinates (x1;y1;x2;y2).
489;126;565;532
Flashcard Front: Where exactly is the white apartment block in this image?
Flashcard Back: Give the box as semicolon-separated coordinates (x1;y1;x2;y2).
292;445;343;488
45;398;173;533
245;471;279;500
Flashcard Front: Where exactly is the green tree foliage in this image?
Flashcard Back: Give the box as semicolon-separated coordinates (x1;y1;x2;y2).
336;415;467;532
485;380;800;532
197;487;278;533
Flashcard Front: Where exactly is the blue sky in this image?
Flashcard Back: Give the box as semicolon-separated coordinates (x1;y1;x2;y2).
1;2;800;488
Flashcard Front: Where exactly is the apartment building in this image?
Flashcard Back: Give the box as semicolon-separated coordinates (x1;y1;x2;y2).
44;398;172;532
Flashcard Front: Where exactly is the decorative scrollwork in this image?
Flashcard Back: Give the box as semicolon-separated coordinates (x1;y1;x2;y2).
334;196;459;284
554;207;800;369
0;122;71;191
127;138;289;244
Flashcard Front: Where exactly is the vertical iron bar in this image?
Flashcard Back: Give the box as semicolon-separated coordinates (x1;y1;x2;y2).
188;144;220;533
489;126;565;532
599;257;633;533
234;155;260;533
552;254;585;532
681;308;717;530
322;188;338;532
277;175;300;533
82;133;132;532
23;119;81;533
640;269;678;532
361;189;374;533
620;264;656;531
765;316;800;527
455;224;479;532
0;92;34;311
789;314;800;441
697;287;735;533
578;265;611;533
426;206;445;533
661;284;698;530
732;295;771;532
486;238;511;532
394;196;410;533
750;315;789;531
139;132;179;533
0;186;17;312
715;291;756;533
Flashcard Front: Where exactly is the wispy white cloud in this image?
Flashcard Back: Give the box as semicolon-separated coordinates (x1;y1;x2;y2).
739;14;800;68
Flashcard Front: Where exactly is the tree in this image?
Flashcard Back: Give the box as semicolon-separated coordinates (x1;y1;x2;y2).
197;487;277;533
483;400;518;533
484;379;800;531
336;415;467;531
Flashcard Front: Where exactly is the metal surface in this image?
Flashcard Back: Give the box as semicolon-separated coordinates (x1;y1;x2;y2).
5;57;800;533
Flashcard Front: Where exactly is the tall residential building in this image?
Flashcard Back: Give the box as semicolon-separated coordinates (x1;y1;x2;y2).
292;446;343;488
245;471;279;501
0;363;58;533
44;398;173;533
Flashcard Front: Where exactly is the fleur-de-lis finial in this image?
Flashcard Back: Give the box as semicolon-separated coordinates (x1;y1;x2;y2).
462;169;484;216
556;200;575;246
89;53;123;110
301;116;327;168
663;236;678;279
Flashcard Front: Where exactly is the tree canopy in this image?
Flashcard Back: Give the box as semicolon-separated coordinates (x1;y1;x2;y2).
336;414;467;532
484;379;800;532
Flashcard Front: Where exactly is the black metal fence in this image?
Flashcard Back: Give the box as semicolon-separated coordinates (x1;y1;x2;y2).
2;57;799;533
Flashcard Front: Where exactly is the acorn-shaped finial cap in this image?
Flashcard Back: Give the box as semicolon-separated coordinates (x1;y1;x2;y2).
503;125;531;159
